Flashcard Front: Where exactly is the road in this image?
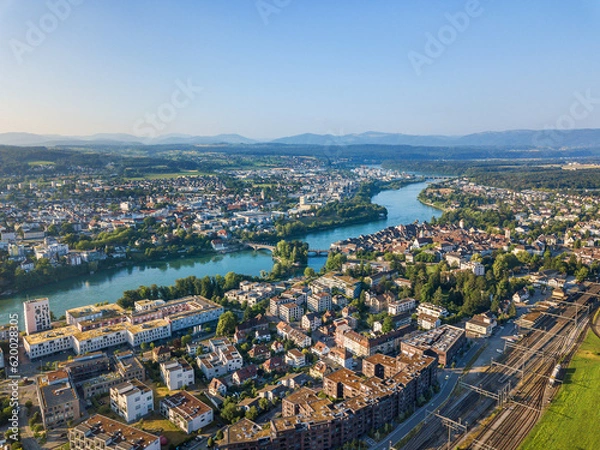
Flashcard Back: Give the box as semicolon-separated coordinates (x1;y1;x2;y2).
370;322;519;450
370;347;476;450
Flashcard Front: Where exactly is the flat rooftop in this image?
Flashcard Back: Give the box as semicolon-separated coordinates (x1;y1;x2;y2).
403;324;464;354
111;379;151;397
221;418;269;445
125;319;170;335
39;380;78;409
324;368;363;390
24;325;78;345
73;414;158;449
73;324;126;342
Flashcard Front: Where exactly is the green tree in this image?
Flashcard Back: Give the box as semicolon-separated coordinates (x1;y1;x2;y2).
258;397;270;411
181;334;192;348
575;266;589;283
304;267;317;279
220;399;241;423
432;287;444;305
216;311;238;336
382;315;394;333
245;406;259;421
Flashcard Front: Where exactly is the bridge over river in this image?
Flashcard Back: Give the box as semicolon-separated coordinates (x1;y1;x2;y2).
246;242;330;256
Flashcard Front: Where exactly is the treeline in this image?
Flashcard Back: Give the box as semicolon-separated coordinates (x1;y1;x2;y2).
0;252;95;293
468;166;600;191
432;207;515;231
116;272;253;309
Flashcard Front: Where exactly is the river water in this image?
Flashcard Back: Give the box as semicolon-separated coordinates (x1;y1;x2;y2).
1;181;440;324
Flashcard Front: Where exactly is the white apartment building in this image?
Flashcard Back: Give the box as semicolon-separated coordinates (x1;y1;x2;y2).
134;299;166;311
417;302;448;318
388;298;417;315
73;325;127;354
270;297;302;322
167;298;224;331
24;298;52;335
110;379;154;423
66;303;125;326
197;338;243;379
307;292;332;313
125;319;172;347
24;326;78;359
160;359;195;390
417;313;441;330
461;261;486;276
279;302;302;322
160;391;213;434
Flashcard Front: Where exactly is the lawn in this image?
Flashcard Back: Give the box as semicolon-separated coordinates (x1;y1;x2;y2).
519;329;600;450
135;413;189;447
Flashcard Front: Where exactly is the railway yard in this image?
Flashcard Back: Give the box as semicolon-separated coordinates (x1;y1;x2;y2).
398;283;600;450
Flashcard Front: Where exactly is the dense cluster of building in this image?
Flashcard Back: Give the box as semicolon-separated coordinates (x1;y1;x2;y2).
0;166;411;277
332;221;504;273
217;351;438;450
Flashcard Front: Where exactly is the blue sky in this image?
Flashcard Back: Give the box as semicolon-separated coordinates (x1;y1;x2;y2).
0;0;599;139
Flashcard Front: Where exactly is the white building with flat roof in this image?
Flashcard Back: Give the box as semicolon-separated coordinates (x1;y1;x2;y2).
197;338;244;380
73;325;127;354
160;391;213;433
125;319;171;347
110;379;154;423
24;326;78;359
24;298;52;335
160;359;195;390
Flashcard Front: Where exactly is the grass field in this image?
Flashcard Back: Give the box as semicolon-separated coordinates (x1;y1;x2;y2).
519;329;600;450
135;412;189;447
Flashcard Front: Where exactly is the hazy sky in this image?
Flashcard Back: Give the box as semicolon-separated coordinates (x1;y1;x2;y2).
1;0;599;139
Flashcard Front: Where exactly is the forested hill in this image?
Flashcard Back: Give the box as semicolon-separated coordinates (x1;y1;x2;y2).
467;166;600;191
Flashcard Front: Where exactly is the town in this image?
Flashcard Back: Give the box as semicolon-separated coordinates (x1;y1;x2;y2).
0;161;412;295
0;170;599;450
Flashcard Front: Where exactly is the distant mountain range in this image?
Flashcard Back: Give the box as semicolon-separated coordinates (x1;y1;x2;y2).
0;132;256;147
1;129;600;148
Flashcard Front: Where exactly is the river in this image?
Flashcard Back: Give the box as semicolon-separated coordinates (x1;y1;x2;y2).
1;181;440;324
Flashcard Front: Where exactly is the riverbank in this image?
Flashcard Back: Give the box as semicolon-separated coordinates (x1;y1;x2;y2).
416;197;447;212
236;178;421;244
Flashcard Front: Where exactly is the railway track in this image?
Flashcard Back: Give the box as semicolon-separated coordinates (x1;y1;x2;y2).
398;285;598;450
464;284;598;450
401;324;559;450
